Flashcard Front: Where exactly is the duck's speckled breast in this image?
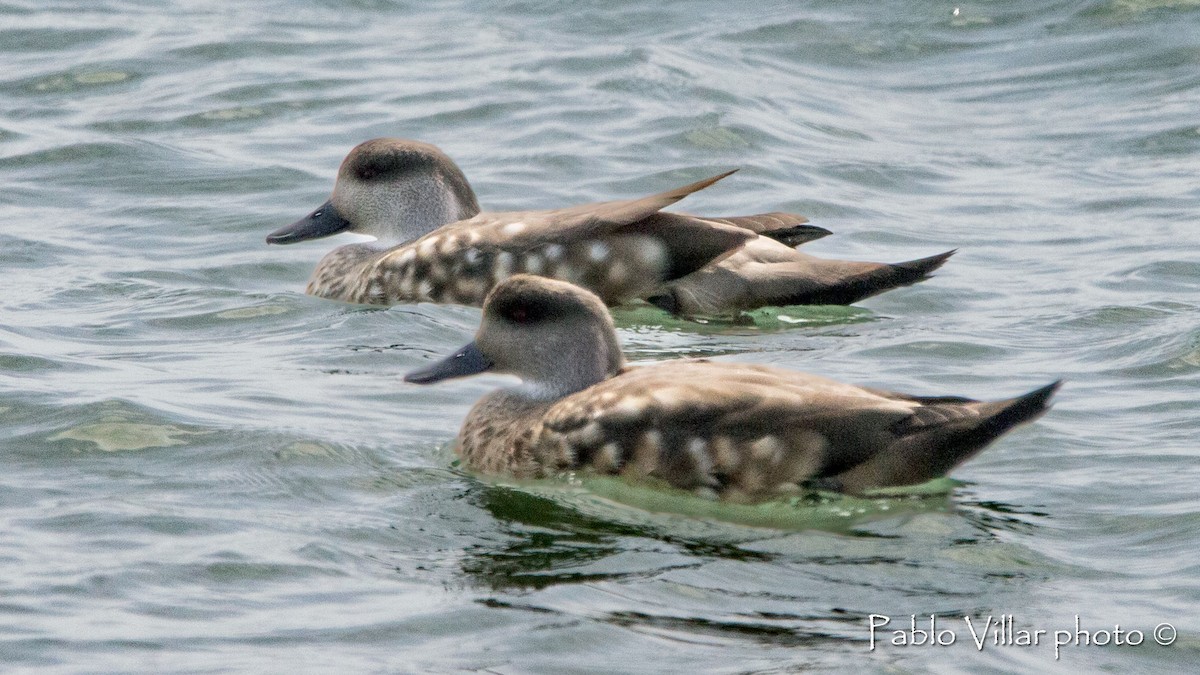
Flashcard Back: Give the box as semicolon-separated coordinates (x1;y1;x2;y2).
455;390;573;477
305;244;381;303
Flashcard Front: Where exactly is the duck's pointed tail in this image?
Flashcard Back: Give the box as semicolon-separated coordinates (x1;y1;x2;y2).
829;249;956;304
830;380;1061;493
764;248;957;307
889;248;956;283
955;380;1062;451
907;379;1062;479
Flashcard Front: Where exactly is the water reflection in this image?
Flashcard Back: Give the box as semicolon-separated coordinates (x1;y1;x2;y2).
453;477;1044;595
461;485;758;590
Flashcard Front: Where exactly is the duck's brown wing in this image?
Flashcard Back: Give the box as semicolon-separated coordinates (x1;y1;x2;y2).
537;362;1058;498
535;362;917;500
377;173;756;305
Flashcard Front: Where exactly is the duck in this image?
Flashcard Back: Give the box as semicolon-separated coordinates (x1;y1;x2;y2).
404;274;1061;500
267;140;788;307
267;138;954;315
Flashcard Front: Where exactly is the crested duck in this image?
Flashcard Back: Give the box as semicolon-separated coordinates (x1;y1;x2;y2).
405;275;1059;499
268;139;953;314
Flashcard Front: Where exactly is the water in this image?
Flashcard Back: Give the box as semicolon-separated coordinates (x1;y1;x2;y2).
2;0;1198;671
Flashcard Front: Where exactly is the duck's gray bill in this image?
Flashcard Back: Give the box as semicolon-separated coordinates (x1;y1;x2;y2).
266;199;352;244
405;342;494;384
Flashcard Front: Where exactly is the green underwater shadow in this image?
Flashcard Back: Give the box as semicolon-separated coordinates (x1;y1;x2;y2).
609;302;877;333
453;469;975;593
476;470;963;537
454;472;1052;596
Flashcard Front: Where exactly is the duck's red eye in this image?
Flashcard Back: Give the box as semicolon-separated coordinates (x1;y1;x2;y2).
500;299;545;324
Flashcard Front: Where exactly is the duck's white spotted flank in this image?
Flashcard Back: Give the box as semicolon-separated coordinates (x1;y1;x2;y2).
522;253;545;275
586;241;610;263
492;251;515;283
542;244;565;262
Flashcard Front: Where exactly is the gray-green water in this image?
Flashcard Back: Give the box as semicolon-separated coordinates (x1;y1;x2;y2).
3;0;1199;671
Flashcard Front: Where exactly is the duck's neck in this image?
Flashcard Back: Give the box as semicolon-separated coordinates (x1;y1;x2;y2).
370;176;482;249
511;342;625;402
511;379;597;402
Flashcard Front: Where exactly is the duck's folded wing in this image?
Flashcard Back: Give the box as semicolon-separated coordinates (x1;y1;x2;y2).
399;173;758;304
534;362;916;499
544;171;739;232
467;171;740;244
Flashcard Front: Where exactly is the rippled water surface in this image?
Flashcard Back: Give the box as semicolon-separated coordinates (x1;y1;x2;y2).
3;0;1199;671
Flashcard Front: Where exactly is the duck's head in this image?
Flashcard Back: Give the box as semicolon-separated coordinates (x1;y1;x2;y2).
267;138;481;247
405;275;625;399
